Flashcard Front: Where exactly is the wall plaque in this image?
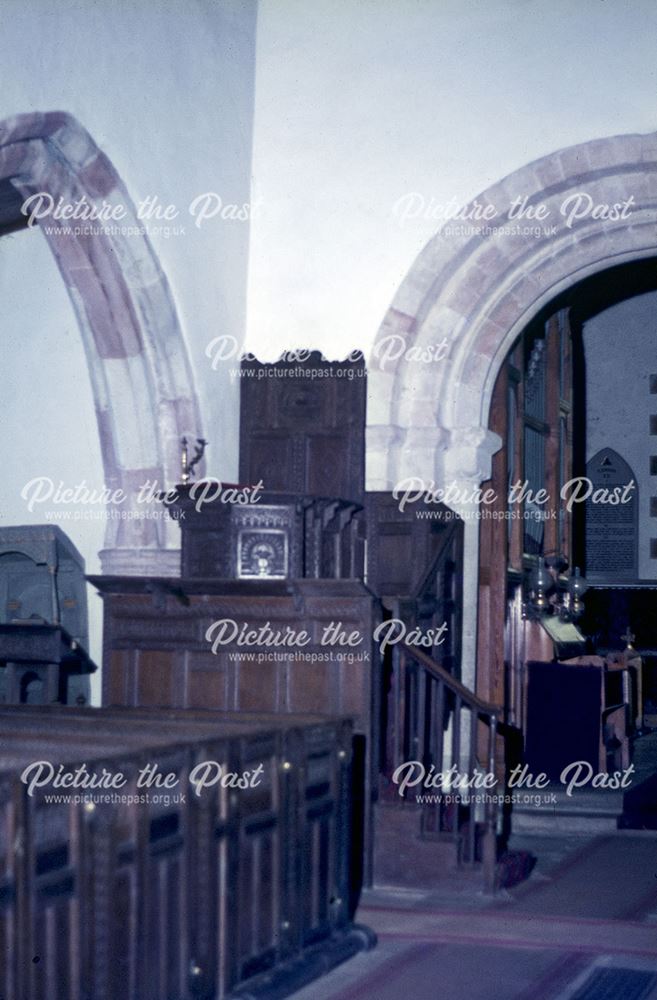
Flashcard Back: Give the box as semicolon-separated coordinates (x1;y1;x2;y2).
585;448;638;581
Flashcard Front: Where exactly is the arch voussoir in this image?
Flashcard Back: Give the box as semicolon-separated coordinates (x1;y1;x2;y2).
367;130;657;696
0;111;202;575
367;130;657;491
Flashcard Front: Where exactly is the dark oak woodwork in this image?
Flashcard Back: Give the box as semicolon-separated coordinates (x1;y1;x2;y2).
239;352;366;502
0;705;373;999
0;623;96;706
364;491;462;601
478;309;575;716
91;576;382;888
477;370;511;710
0;527;95;706
167;486;366;582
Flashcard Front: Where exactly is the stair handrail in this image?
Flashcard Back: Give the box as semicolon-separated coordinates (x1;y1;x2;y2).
411;518;461;598
393;642;502;894
400;643;501;719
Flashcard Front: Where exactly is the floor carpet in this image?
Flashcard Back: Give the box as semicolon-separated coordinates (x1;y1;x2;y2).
506;833;657;919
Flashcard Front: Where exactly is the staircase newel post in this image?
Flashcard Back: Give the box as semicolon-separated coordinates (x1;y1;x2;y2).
482;714;498;894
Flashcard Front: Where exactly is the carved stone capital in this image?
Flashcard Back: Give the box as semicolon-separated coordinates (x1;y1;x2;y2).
441;426;502;486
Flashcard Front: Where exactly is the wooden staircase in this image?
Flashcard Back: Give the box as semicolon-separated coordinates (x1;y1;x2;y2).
377;642;505;894
372;800;485;895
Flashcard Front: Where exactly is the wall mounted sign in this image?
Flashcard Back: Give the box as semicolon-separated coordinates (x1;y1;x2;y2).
585;448;638;581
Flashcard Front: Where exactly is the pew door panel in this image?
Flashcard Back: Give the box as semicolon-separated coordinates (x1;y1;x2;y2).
229;736;282;990
300;746;339;945
0;707;363;1000
139;750;191;1000
28;793;82;1000
0;775;18;1000
85;762;142;1000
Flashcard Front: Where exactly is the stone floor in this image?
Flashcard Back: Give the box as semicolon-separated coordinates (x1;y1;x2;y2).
290;828;657;999
288;733;657;998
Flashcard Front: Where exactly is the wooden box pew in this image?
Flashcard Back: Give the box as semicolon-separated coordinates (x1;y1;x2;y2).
0;705;357;991
0;707;370;1000
0;701;359;931
0;730;198;1000
0;734;123;1000
90;575;381;888
0;765;19;1000
0;722;274;1000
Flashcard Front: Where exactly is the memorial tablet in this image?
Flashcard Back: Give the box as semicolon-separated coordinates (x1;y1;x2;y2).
585;448;637;581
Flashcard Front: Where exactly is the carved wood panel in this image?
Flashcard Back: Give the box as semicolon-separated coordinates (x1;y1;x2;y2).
239;353;366;502
0;705;359;1000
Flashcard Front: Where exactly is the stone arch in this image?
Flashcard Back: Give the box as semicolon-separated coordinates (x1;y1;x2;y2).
0;111;203;574
366;130;657;688
367;130;657;491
